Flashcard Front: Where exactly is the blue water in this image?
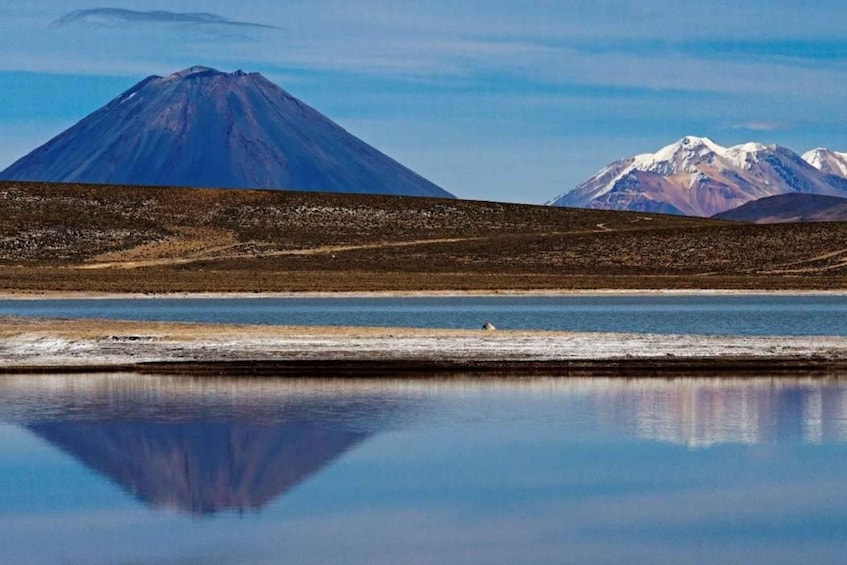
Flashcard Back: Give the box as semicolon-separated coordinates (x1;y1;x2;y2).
0;375;845;564
0;294;845;335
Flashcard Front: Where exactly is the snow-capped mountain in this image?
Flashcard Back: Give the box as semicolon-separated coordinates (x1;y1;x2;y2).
803;148;847;178
549;136;847;217
0;66;453;198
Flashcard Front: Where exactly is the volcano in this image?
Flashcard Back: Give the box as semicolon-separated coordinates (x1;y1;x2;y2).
0;66;453;198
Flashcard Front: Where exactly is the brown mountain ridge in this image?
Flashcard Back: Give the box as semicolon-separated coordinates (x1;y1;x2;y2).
713;193;847;224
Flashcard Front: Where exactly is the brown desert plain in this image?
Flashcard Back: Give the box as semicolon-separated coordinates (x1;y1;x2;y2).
1;180;847;294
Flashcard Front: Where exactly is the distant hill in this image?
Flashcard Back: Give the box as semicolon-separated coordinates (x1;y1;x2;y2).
0;66;453;198
549;136;847;217
713;193;847;224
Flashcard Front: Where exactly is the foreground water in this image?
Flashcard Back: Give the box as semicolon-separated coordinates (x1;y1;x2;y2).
1;294;847;335
0;375;845;564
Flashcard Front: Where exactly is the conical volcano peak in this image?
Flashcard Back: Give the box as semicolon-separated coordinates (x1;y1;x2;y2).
0;67;452;198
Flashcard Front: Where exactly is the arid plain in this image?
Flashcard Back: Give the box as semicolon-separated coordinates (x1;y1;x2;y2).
1;180;847;294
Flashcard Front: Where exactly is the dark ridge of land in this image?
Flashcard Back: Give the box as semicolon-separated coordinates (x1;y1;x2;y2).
2;358;847;378
129;357;847;377
714;193;847;224
1;180;847;292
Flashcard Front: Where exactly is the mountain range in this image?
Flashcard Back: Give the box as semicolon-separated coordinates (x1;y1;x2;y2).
549;137;847;217
0;66;453;198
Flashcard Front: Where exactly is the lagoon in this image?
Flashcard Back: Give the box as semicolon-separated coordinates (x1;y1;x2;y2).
0;374;845;564
1;294;847;335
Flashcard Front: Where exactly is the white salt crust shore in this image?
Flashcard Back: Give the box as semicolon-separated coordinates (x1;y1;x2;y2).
1;319;846;370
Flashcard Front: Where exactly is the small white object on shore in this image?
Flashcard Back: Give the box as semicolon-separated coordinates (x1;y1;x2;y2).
482;322;496;331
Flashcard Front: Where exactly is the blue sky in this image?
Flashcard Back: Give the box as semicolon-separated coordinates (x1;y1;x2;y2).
1;1;846;203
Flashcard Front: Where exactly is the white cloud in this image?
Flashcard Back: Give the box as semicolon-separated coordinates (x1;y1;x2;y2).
730;121;786;132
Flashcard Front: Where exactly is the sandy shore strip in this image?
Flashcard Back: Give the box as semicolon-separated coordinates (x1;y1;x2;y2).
2;289;847;300
1;317;847;377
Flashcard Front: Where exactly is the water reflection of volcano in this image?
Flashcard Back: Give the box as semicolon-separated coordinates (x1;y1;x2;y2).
0;375;412;515
28;420;367;515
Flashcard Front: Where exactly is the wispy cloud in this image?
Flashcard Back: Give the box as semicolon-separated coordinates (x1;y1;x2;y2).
730;121;786;132
51;8;278;30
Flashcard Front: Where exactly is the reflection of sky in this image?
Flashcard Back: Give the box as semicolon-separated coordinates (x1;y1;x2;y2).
0;424;136;515
1;378;846;564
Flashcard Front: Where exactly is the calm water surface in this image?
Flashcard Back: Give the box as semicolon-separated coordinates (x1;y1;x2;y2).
0;374;845;564
1;294;846;335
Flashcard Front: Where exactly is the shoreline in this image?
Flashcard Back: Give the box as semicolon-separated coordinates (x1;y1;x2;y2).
2;288;847;300
2;317;847;377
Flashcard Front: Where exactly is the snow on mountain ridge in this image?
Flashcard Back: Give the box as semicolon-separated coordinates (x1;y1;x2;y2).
650;136;725;162
549;136;847;217
553;136;782;204
803;148;847;178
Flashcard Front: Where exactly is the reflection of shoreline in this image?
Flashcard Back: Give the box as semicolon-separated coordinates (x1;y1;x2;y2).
589;381;847;447
3;374;845;415
5;359;847;378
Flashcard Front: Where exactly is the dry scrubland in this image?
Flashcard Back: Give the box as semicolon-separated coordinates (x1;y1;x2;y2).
1;180;847;293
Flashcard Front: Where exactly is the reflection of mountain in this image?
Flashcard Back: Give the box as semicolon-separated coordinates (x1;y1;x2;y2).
0;375;407;515
4;373;847;517
591;380;847;447
29;420;367;515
